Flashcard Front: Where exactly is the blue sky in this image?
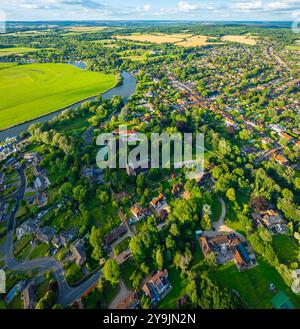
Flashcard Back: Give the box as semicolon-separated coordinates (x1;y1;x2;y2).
1;0;300;21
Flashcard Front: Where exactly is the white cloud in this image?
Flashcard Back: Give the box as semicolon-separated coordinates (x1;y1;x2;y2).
178;1;200;12
232;1;263;11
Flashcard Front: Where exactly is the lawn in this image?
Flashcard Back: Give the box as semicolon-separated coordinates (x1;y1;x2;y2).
272;235;299;266
29;242;50;260
158;266;187;309
0;63;116;130
209;257;300;309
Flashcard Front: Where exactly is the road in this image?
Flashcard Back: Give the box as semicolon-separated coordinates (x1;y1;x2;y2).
212;198;226;230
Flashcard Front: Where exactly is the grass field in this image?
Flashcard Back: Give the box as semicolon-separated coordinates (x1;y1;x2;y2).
64;26;107;33
0;47;39;57
0;63;116;130
221;35;257;45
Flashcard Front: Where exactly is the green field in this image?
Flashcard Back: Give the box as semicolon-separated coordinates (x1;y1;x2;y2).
0;63;116;130
0;62;19;70
0;47;39;57
210;258;300;309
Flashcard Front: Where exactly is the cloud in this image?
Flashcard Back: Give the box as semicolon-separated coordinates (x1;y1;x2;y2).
178;1;200;12
231;0;300;13
232;1;263;11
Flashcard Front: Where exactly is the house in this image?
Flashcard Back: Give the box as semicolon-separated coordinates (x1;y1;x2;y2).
278;131;293;141
16;220;38;240
253;210;287;234
22;283;36;309
150;193;166;210
272;153;288;165
142;270;171;304
103;224;127;246
36;226;56;245
130;204;149;222
269;124;286;133
171;183;183;197
70;239;86;267
52;234;63;249
116;293;140;309
60;229;77;247
225;118;237;127
198;233;257;271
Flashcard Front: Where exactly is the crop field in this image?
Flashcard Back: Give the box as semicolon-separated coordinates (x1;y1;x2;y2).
177;35;220;47
221;35;257;45
0;63;116;130
114;33;221;47
114;33;191;44
0;47;40;57
63;26;108;34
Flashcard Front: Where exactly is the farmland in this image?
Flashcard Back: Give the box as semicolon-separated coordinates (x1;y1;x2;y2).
0;63;116;130
221;35;257;45
114;33;218;47
0;47;40;57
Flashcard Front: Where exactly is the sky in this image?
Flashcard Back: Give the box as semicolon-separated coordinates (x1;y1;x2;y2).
1;0;300;21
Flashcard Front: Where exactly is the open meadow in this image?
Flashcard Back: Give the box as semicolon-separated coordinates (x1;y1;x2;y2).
0;63;116;130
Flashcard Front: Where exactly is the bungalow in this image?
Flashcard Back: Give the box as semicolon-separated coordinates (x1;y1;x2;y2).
142;270;171;304
71;239;86;267
22;283;36;309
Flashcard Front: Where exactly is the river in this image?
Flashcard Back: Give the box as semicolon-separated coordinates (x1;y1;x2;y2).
0;67;136;142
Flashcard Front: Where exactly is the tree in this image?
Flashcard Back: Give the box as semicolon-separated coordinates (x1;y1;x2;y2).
98;190;110;205
73;185;88;203
169;223;180;237
103;259;120;286
205;252;217;269
201;213;212;231
156;248;164;270
226;188;236;202
89;226;104;261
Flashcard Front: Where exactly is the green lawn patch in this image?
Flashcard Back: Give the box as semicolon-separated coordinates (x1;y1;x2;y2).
29;242;50;260
272;235;299;266
0;63;116;130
